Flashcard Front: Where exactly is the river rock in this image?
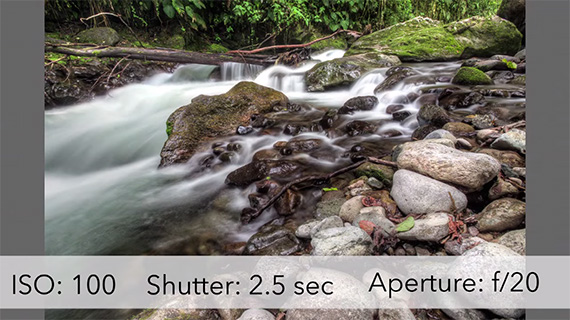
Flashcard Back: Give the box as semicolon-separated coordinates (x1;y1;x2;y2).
497;0;526;39
392;110;411;122
353;162;394;187
225;160;300;187
391;169;467;215
417;104;450;127
315;191;346;219
310;216;344;238
305;53;401;91
490;128;526;154
353;211;395;237
160;82;288;166
442;308;488;320
295;220;319;239
346;16;521;61
244;224;301;256
287;309;372;320
274;189;302;216
514;48;526;61
396;212;450;242
76;27;120;45
424;129;457;143
470;59;509;72
338;96;378;114
396;141;501;191
477;198;526;232
339;196;365;223
374;67;417;93
311;226;372;255
452;67;494;86
444;236;487;256
438;90;485;110
488;176;519;200
392;138;455;161
237;309;274;320
411;124;438;140
345;120;376;136
377;301;416;320
496;228;526;255
513;167;526;178
478;148;525;167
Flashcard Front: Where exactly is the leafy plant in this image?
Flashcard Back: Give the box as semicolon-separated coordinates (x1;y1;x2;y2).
502;58;517;70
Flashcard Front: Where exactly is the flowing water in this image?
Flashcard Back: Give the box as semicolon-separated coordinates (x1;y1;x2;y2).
45;50;495;255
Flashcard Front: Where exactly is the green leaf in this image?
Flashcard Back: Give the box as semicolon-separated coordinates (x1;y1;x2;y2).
266;176;271;180
396;217;415;232
502;58;517;70
163;4;175;18
185;5;194;17
322;187;338;192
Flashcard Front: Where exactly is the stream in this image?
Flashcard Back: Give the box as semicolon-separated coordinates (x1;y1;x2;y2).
45;49;520;256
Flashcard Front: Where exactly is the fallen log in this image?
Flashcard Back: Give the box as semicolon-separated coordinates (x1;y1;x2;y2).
45;43;276;66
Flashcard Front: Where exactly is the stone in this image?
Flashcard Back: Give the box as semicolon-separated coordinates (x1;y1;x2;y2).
497;0;526;37
452;67;494;86
514;48;526;61
444;236;487;256
496;228;526;255
76;27;120;46
392;110;411;122
346;16;522;61
512;167;526;178
456;138;473;150
391;169;467;215
490;128;526;154
344;120;376;136
488;176;519;200
396;141;501;191
295;220;319;239
397;212;450;242
309;216;344;238
366;177;384;189
477;198;526;232
424;129;457;143
411;124;438;140
225;160;300;187
315;193;346;219
443;122;475;135
305;53;401;91
469;114;496;129
237;309;274;320
244;225;301;255
478;148;525;167
274;189;302;216
353;162;395;187
311;226;372;255
438;90;485;110
417;104;450;127
339;196;365;223
160;82;288;166
338;96;378;114
374;67;417;93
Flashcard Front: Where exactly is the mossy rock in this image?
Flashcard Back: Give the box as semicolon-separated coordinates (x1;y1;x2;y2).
304;52;401;92
346;16;522;62
310;37;347;51
207;43;229;53
160;81;288;166
353;162;395;187
164;34;185;50
452;67;494;86
76;27;120;46
508;75;526;85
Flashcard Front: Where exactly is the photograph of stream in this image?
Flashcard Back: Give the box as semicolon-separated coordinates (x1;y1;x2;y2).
44;0;527;319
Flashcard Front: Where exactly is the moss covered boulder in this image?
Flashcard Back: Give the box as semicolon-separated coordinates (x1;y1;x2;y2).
159;81;288;166
452;67;494;85
304;53;400;92
346;16;522;62
76;27;120;46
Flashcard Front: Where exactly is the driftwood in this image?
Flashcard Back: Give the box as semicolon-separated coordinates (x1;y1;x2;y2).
241;156;398;224
45;44;276;66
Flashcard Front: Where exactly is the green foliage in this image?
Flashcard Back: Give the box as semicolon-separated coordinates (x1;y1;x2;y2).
502;58;517;70
396;216;415;232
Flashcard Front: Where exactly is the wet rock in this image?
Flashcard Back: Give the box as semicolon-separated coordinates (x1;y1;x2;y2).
396;212;450;242
497;0;526;39
250;114;273;128
442;122;475;135
476;87;525;98
274;189;302;216
456;138;473;150
366;177;384;189
225;160;300;187
417;104;450;127
438;90;485;110
248;193;268;209
424;129;457;143
295;220;319;239
469;114;496;129
477;198;526;232
285;138;322;152
319;110;339;129
452;67;494;86
219;151;237;163
338;96;378;114
374;67;417;93
212;146;226;156
311;226;372;255
344;120;376;136
347;16;522;61
478;148;525;167
487;70;515;83
226;142;242;152
252;149;280;161
237;309;274;320
496;228;526;255
310;216;345;238
236;125;254;135
509;74;526;85
490;128;526;154
244;224;301;255
305;53;401;91
402;75;437;87
514;48;526;61
411;124;438;140
396;141;501;191
386;104;404;114
160;82;288;166
444;236;487;256
76;27;120;45
488;176;520;200
392;110;411;122
391;169;467;215
354;162;395;187
470;59;509;72
339;196;365;223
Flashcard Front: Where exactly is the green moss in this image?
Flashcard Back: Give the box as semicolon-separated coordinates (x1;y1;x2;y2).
164;34;185;50
207;43;229;53
310;37;347;51
451;67;494;85
354;162;395;187
166;121;174;137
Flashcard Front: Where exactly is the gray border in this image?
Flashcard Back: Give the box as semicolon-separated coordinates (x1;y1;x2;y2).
527;0;570;319
0;1;45;319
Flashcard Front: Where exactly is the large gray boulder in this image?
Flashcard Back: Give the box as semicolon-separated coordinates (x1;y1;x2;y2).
390;169;467;215
396;141;501;191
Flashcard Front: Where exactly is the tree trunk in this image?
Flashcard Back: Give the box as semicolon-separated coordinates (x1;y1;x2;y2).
45;44;276;66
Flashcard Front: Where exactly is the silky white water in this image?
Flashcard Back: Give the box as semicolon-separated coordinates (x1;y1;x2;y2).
45;51;462;255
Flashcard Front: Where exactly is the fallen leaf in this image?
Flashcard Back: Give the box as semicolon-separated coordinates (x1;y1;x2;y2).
359;220;376;235
396;216;415;232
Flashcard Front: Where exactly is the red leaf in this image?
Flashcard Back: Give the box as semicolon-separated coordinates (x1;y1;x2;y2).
359;220;376;235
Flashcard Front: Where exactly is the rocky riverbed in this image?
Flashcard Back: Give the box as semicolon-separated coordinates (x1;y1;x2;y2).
47;13;527;320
